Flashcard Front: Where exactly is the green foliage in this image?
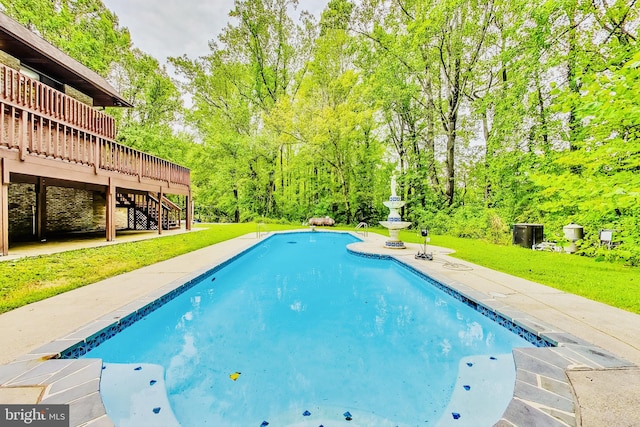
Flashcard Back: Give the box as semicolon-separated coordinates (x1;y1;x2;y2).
412;205;511;244
532;50;640;265
5;0;640;265
0;0;130;74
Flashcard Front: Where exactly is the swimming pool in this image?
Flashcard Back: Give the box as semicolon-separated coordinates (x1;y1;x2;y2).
81;232;534;426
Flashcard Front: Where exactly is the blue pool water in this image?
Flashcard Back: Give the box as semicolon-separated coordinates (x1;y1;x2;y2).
83;232;533;426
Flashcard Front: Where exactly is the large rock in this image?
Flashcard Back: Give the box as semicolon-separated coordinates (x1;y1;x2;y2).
308;216;335;226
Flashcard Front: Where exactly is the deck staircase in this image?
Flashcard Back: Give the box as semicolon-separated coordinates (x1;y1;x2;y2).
116;192;181;231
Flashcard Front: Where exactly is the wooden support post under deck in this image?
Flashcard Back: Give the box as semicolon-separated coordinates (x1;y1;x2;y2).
36;178;47;241
186;191;192;231
0;159;9;256
106;180;116;241
158;188;163;235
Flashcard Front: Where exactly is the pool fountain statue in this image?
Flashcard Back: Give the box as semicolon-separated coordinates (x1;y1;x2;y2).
379;175;412;248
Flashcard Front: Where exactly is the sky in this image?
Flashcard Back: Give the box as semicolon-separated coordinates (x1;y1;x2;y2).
101;0;329;63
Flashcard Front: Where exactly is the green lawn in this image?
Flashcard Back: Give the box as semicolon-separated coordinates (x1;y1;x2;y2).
1;223;638;315
394;228;640;314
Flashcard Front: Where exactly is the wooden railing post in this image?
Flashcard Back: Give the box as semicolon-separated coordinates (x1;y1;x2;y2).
19;110;28;161
94;138;99;174
0;158;9;256
0;101;4;147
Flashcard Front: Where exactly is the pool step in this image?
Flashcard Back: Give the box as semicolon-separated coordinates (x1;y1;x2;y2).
99;363;180;427
259;405;402;426
437;354;516;426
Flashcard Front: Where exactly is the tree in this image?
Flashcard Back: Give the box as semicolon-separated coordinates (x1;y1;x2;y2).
355;0;498;210
172;0;316;220
288;0;383;223
0;0;130;74
107;49;186;162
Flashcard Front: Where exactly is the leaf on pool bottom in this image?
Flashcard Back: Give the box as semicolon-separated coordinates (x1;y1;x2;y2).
229;372;241;381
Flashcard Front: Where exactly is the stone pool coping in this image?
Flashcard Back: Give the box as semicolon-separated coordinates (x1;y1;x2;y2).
0;230;637;426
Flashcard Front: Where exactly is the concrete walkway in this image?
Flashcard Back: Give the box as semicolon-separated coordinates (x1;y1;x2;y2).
1;230;639;426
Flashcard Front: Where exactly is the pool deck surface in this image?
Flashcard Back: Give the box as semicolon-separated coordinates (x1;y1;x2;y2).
0;229;639;426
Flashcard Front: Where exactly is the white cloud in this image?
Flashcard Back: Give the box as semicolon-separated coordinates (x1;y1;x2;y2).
103;0;328;62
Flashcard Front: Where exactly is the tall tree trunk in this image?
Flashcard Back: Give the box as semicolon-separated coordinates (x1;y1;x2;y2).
482;111;492;204
566;3;581;151
444;59;461;206
445;116;457;206
535;71;550;154
233;187;240;223
424;78;441;193
280;144;285;195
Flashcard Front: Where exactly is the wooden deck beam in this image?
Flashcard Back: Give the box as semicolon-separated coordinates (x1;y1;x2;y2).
2;151;190;197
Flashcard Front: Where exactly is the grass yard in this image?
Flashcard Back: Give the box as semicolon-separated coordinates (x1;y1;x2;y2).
0;223;638;315
395;228;640;315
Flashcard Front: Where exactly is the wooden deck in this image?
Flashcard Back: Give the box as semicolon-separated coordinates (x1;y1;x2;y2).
0;63;191;255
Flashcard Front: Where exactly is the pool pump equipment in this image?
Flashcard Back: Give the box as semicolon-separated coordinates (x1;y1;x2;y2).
415;229;433;261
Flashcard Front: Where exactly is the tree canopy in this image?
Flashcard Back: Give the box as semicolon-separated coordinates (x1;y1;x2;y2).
3;0;639;264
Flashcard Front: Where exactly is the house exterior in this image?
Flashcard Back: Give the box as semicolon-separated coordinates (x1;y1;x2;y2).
0;12;191;256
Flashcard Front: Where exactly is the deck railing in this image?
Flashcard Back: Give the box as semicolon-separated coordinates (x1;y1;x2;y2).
0;64;190;187
1;63;115;139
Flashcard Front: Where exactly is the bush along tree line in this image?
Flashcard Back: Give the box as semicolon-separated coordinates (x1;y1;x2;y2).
3;0;638;265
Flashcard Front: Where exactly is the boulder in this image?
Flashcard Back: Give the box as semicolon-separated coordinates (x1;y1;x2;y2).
308;216;335;226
